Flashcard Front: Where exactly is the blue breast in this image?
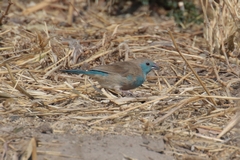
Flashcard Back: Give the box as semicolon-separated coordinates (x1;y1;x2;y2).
127;75;145;87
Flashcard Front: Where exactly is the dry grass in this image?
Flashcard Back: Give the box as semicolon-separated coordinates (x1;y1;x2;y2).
0;0;240;159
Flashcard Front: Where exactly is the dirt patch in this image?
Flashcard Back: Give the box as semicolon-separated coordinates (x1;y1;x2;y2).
1;124;173;160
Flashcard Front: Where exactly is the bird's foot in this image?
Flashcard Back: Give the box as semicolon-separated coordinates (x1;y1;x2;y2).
92;85;103;94
120;90;135;97
105;89;134;97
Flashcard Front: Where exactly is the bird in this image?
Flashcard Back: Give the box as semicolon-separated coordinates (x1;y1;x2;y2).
61;58;159;92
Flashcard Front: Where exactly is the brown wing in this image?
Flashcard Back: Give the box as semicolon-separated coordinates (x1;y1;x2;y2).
91;61;142;77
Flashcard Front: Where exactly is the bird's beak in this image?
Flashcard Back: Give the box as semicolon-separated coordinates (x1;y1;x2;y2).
152;63;160;70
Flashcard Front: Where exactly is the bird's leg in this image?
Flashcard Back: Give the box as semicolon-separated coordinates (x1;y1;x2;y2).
87;79;103;94
101;88;118;98
92;85;103;94
120;90;135;97
107;89;123;97
113;86;135;97
101;87;135;97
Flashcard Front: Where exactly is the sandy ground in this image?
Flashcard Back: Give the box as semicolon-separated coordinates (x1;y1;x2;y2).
1;123;174;160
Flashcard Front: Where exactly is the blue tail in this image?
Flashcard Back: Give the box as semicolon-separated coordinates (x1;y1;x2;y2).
61;69;108;76
61;69;88;75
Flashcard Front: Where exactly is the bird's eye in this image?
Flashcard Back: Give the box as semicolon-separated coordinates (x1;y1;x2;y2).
146;62;150;66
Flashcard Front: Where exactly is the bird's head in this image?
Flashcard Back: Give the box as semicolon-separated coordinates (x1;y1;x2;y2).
138;59;159;75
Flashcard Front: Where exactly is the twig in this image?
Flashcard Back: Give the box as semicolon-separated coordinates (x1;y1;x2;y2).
168;30;217;106
0;0;13;25
88;96;169;126
5;63;34;99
